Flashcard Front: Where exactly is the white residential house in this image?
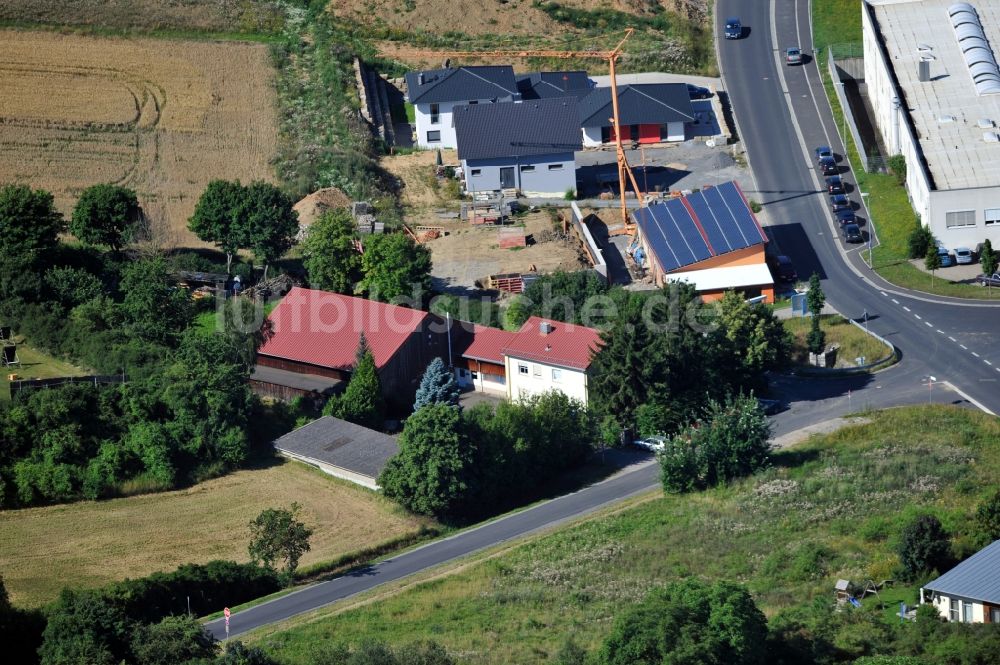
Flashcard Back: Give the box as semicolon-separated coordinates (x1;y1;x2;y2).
404;66;518;149
500;316;602;406
920;539;1000;623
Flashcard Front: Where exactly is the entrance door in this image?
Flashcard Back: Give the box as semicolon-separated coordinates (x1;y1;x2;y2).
499;167;515;189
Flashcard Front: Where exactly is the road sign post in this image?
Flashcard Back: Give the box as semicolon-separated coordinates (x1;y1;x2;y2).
224;607;231;640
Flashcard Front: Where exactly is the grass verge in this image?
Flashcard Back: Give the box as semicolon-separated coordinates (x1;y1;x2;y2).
0;341;87;401
783;314;892;369
252;406;1000;663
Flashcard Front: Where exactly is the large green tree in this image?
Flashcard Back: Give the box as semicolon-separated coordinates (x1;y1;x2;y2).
713;290;791;390
897;514;951;581
130;615;217;665
379;403;474;517
302;208;361;294
70;184;141;252
188;179;246;274
359;232;432;303
324;336;385;429
119;257;194;346
0;184;64;300
980;239;997;295
39;589;132;665
238;181;298;279
248;503;313;576
595;579;768;665
506;270;610;327
806;273;826;355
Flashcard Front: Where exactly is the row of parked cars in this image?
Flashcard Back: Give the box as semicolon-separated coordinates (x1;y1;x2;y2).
816;146;867;244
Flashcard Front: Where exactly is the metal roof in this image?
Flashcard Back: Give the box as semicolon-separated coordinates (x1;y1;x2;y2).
633;181;768;274
924;539;1000;604
273;416;399;481
516;71;593;100
453;98;582;161
404;66;517;105
577;83;694;127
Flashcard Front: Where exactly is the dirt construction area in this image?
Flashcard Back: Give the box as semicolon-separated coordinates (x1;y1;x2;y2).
0;30;279;247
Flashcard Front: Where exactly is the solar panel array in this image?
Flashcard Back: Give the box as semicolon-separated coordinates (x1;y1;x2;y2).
949;3;1000;95
634;182;766;273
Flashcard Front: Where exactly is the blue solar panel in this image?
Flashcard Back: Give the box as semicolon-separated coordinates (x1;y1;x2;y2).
718;182;766;248
687;190;734;254
665;199;712;265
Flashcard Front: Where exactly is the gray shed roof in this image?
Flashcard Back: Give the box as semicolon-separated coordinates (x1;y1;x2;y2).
578;83;694;127
273;416;399;480
516;71;593;100
454;98;582;161
924;539;1000;604
405;66;517;105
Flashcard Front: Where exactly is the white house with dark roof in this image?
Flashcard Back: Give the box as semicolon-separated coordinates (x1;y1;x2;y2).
454;98;582;197
578;83;695;146
515;71;594;100
921;539;1000;623
404;66;518;149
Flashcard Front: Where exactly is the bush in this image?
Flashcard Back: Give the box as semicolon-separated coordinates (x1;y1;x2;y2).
888;154;907;186
908;224;934;259
974;488;1000;545
897;514;951;581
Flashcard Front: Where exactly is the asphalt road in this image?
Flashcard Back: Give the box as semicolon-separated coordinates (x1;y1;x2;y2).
716;0;1000;415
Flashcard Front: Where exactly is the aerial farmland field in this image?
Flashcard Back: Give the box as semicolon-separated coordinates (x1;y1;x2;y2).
0;30;279;247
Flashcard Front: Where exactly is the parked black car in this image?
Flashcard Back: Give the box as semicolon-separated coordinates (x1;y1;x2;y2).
768;254;798;282
686;84;712;99
842;223;863;243
819;156;838;175
830;194;851;212
836;209;857;226
826;175;845;194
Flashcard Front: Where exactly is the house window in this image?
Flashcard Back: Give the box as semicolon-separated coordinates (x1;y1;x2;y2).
518;364;529;375
429;103;440;124
548;163;564;171
552;368;562;382
950;599;960;622
520;165;535;172
532;364;542;378
426;130;441;143
470;169;482;177
963;601;974;623
945;210;976;228
471;371;478;380
985;208;1000;226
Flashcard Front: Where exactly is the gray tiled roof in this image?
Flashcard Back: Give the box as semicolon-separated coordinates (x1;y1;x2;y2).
924;539;1000;604
516;71;593;100
454;98;582;161
405;66;517;105
273;416;399;480
578;83;694;127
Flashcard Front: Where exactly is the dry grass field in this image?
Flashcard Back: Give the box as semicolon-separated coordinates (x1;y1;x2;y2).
0;30;279;247
0;459;434;608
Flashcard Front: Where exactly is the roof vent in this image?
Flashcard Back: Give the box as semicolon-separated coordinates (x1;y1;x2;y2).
539;321;554;335
918;43;934;52
949;3;1000;95
418;72;425;86
545;344;552;351
938;114;957;123
978;117;995;128
918;59;931;82
983;132;1000;143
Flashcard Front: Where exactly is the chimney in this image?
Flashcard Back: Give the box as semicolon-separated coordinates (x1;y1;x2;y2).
418;72;425;86
918;59;930;82
539;321;554;335
545;344;552;351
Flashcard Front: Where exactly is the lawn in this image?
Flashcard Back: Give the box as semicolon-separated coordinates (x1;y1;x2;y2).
253;406;1000;664
0;459;436;608
783;313;893;368
0;340;87;401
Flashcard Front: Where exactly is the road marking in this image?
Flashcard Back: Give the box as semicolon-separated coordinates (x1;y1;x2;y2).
903;306;911;312
986;360;994;366
937;329;945;334
973;352;981;357
914;314;921;319
880;291;888;297
948;336;957;342
961;344;969;350
892;299;899;304
925;321;933;327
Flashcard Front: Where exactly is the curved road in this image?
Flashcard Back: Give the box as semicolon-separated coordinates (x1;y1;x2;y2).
717;0;1000;415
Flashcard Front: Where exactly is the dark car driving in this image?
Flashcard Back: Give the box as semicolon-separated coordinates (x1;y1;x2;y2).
842;223;863;243
836;209;857;226
819;156;838;175
826;175;845;194
815;146;833;162
768;254;797;282
725;17;742;39
830;194;851;212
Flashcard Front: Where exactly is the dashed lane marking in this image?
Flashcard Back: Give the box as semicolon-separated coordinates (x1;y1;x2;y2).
973;352;981;358
903;306;911;312
949;336;957;342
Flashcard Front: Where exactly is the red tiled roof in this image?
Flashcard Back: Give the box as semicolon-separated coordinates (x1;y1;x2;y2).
454;323;516;365
500;316;602;370
258;287;429;370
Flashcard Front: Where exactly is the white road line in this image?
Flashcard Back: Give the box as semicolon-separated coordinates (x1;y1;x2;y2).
986;360;994;366
914;314;922;319
903;306;911;312
892;299;899;304
937;329;945;334
948;336;957;342
973;352;981;357
961;344;969;350
925;321;933;327
880;291;888;297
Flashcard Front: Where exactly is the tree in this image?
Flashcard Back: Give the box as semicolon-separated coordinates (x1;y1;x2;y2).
908;223;934;259
507;270;610;327
413;357;460;411
974;488;1000;545
217;641;282;665
379;403;474;517
119;257;194;346
302;208;361;294
660;394;771;493
130;615;217;665
189;180;246;274
325;336;385;429
70;184;141;252
238;181;297;280
897;514;951;581
0;184;64;299
924;246;942;284
713;290;791;390
248;503;313;576
806;273;826;355
980;239;997;295
595;579;768;665
359;232;432;303
39;589;132;665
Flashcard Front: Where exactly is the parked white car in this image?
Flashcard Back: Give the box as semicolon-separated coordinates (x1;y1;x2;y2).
633;436;666;452
954;247;974;265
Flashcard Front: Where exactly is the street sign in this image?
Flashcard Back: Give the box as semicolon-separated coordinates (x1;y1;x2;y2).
224;607;231;619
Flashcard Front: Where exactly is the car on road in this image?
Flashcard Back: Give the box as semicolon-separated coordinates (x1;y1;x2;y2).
786;47;803;65
768;254;797;282
725;17;742;39
686;84;712;99
842;223;863;243
836;209;857;226
815;145;833;162
826;175;845;194
978;272;1000;287
819;156;838;175
757;398;786;415
936;246;954;267
954;247;974;264
633;436;666;452
830;194;851;212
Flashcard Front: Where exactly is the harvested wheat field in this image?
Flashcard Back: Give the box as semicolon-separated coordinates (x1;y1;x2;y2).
0;30;279;247
0;459;434;608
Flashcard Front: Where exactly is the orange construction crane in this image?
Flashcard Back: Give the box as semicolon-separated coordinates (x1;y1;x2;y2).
389;29;644;234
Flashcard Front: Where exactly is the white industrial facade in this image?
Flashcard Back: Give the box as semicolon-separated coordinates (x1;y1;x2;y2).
863;0;1000;250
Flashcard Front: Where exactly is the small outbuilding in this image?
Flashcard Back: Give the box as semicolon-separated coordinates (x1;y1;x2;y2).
921;539;1000;623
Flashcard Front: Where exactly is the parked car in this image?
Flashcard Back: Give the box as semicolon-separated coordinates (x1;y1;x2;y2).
819;156;838;175
842;223;863;243
633;435;666;452
954;247;974;264
786;47;803;65
936;246;954;267
757;398;786;415
686;84;712;99
836;209;857;226
826;175;845;194
815;145;833;162
978;272;1000;287
830;194;851;212
725;17;742;39
769;254;797;282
